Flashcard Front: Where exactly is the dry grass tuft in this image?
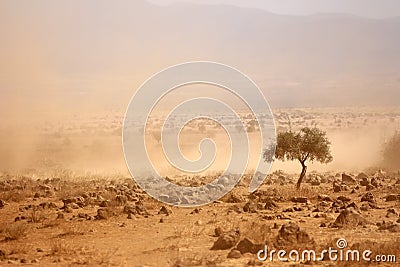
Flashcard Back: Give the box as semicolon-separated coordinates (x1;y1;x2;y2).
0;222;30;241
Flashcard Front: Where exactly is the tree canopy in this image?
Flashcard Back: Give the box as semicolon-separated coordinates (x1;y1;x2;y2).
264;127;333;189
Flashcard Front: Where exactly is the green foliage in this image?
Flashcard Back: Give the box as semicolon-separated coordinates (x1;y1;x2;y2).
264;127;333;165
383;131;400;170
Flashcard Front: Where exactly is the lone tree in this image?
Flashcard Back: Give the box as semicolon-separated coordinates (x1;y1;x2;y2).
264;127;333;189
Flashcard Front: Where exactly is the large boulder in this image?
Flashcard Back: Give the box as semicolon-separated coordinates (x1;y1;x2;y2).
342;173;357;185
211;229;241;250
275;222;315;248
332;207;368;228
235;238;264;254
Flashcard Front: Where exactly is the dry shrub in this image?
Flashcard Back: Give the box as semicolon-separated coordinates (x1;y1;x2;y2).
50;240;71;255
28;208;46;223
1;222;29;241
58;222;85;237
41;218;61;229
0;189;32;202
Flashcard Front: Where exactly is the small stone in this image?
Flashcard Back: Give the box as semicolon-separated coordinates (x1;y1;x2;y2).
385;194;399;202
215;227;224;237
158;206;172;216
95;208;109;220
264;198;279;210
361;192;375;203
318;194;333;202
227;249;242;259
190;208;201;214
291;197;308;203
99;200;109;207
337;196;351;202
243;202;257;213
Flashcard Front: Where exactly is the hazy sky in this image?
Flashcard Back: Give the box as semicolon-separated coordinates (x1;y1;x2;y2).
148;0;400;18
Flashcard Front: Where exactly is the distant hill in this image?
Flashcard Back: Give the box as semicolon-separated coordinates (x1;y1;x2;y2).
1;0;399;115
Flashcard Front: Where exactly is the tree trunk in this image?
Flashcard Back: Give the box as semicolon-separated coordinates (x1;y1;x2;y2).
296;161;307;190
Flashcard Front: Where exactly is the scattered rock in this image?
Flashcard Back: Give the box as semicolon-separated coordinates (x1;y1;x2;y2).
275;222;315;248
236;238;263;254
360;178;370;186
371;177;380;187
243;202;257;213
318;194;333;202
291;197;308;204
342;173;357;185
211;229;240;250
311;181;321;186
214;227;224;237
332;207;368;228
361;192;376;203
378;222;400;233
366;184;375;191
0;249;5;260
99;200;110;207
264;198;279;210
386;208;398;218
227;249;242;259
222;192;245;203
95;208;109;220
337;196;351;202
0;199;4;208
190;208;201;214
333;182;341;192
123;203;149;216
360;203;371;211
385;194;399;202
357;173;370;186
158;206;172;216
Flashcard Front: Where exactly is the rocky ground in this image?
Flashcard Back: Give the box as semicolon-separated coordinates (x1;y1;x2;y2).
0;170;399;266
